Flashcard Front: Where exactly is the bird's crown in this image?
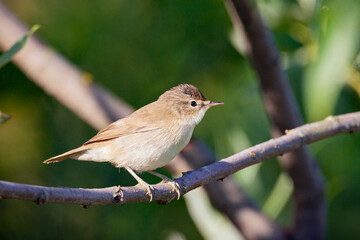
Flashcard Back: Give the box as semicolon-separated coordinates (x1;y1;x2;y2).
159;84;207;101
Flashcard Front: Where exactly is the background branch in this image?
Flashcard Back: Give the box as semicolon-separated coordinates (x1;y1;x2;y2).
225;0;326;238
1;112;359;207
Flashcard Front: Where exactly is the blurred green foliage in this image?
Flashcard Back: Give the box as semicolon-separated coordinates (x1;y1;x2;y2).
0;0;360;239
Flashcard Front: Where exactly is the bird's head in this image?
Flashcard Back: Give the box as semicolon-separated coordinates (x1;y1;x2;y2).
158;84;223;126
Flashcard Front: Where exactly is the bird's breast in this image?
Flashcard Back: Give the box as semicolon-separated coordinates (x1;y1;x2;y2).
166;124;194;157
110;124;194;171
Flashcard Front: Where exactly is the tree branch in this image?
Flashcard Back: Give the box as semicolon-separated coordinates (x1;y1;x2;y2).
0;2;133;128
225;0;326;238
1;112;359;207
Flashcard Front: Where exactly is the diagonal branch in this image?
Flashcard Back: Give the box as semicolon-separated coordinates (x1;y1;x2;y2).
1;112;359;206
225;0;326;238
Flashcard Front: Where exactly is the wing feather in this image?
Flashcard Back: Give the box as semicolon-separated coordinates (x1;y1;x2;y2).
83;103;164;145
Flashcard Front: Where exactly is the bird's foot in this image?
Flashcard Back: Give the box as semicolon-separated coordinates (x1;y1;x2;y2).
124;167;154;202
162;179;181;200
113;185;124;203
137;182;155;202
147;170;181;200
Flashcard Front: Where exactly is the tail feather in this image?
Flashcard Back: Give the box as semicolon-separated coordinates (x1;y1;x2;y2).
43;146;88;164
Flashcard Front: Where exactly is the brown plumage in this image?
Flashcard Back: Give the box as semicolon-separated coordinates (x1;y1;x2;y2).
44;84;223;201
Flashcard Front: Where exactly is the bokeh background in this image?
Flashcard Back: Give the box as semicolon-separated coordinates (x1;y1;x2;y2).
0;0;360;239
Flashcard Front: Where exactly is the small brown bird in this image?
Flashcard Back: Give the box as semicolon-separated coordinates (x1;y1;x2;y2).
44;84;223;201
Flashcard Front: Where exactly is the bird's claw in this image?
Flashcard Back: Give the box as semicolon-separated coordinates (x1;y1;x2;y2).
146;185;155;202
138;183;155;202
162;180;181;200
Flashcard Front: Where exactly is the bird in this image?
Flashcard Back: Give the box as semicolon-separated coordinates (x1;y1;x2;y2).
44;84;223;201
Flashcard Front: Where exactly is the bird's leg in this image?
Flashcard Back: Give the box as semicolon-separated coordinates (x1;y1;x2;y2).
148;171;181;200
125;167;154;202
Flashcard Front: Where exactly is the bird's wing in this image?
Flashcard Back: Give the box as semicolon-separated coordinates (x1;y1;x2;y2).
83;124;160;145
83;110;163;146
43;121;159;164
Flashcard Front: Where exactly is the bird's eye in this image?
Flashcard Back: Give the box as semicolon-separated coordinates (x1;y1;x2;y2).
190;101;197;107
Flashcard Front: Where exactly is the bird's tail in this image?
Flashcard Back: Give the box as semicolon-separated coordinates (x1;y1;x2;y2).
43;146;88;164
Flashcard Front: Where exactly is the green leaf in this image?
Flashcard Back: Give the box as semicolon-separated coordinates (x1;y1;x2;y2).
0;24;40;69
0;110;11;124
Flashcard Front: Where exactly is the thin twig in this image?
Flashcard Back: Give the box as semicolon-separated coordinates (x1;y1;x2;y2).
1;112;359;207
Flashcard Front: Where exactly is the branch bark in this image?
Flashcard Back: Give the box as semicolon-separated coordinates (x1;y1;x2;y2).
225;0;326;239
1;112;359;207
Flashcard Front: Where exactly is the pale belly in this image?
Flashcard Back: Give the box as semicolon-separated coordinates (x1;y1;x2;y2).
78;126;194;172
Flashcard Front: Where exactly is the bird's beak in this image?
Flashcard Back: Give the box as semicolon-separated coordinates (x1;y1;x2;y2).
207;101;224;107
